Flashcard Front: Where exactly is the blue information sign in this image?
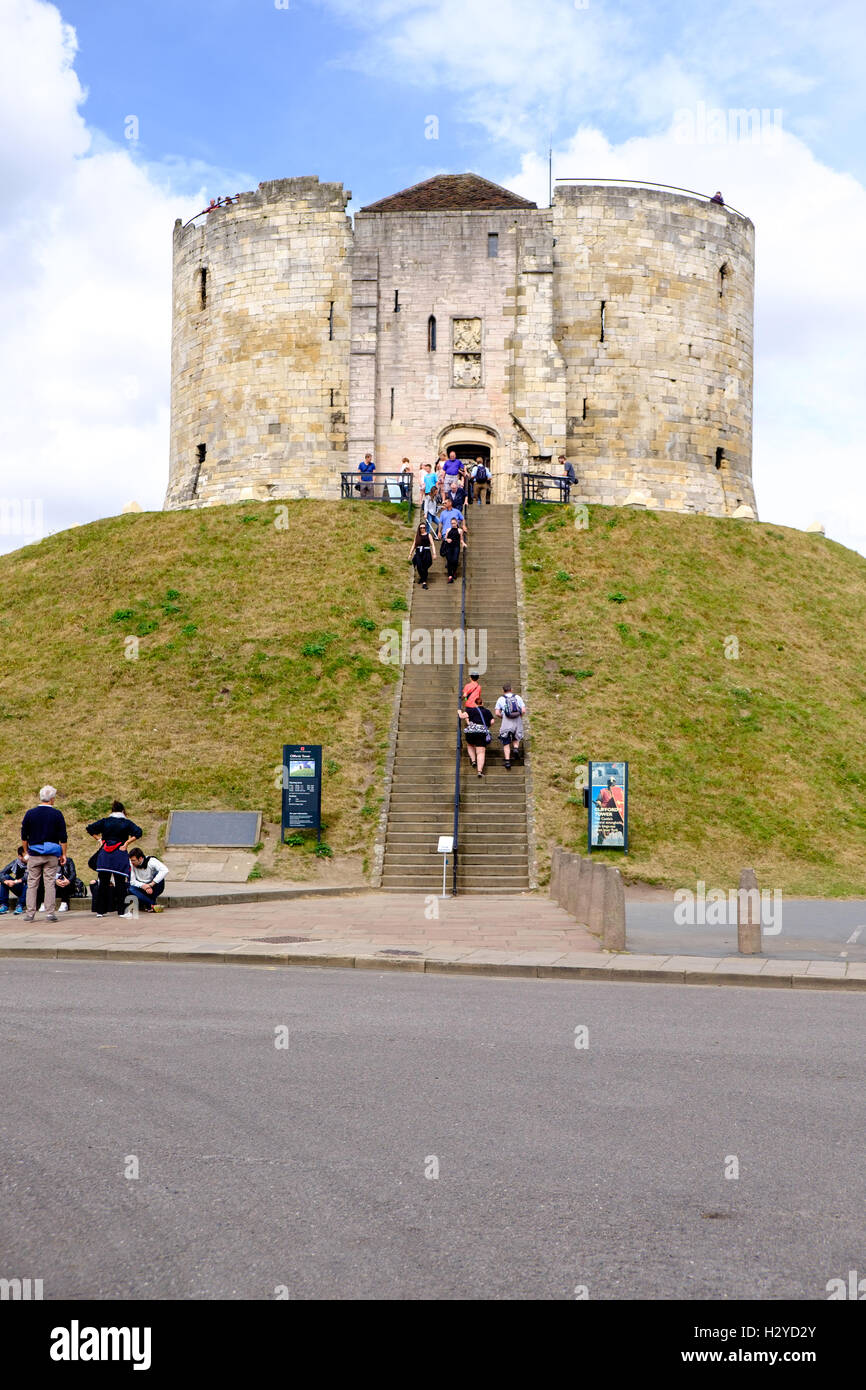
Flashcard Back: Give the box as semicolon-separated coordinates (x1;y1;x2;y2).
281;744;323;842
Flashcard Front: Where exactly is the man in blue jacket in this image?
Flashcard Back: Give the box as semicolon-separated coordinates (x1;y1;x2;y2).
21;785;68;922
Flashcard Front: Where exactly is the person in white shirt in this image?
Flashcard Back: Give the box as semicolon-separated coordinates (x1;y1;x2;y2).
127;848;169;912
494;683;527;768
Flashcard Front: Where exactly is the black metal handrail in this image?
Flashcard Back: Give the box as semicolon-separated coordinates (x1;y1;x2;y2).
451;538;468;896
521;472;573;512
340;472;413;523
554;178;749;221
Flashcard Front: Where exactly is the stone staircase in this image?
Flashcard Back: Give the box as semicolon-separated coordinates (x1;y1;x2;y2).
380;504;530;893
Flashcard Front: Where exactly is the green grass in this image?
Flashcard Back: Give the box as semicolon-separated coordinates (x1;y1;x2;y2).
0;500;411;870
520;505;866;895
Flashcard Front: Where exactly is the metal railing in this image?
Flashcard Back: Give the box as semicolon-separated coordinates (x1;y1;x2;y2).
521;472;574;511
554;178;748;221
451;539;468;896
340;472;413;524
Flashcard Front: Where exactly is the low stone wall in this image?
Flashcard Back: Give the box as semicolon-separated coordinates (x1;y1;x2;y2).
550;846;625;950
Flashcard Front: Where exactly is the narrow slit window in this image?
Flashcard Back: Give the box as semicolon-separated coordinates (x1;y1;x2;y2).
719;263;729;298
600;300;606;342
394;290;400;313
582;397;587;420
427;315;437;351
329;388;335;407
192;443;206;497
715;447;725;469
487;232;499;258
328;301;334;340
199;267;207;310
390;387;395;420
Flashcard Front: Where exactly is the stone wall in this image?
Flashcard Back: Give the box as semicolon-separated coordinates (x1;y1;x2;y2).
352;208;565;499
553;185;756;515
166;177;352;508
165;177;757;518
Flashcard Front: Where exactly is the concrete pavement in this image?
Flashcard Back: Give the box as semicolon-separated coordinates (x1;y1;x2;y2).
1;891;864;989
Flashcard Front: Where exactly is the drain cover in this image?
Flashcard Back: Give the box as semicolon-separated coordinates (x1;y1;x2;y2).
248;935;313;944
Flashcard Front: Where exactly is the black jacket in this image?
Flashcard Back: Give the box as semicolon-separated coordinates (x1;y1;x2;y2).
1;858;27;883
85;815;143;845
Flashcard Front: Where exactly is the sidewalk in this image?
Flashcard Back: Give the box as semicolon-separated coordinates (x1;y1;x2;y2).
2;892;864;990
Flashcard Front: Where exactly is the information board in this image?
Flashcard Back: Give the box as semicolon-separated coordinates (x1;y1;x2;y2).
281;744;323;842
587;761;628;852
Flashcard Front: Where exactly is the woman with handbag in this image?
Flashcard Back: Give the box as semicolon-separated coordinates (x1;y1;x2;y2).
86;801;143;917
457;702;493;777
408;520;435;589
440;516;466;584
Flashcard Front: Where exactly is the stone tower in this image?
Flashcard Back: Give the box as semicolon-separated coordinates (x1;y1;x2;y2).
166;173;756;517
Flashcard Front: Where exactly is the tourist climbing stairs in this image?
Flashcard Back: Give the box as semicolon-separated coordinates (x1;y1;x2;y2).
380;503;530;893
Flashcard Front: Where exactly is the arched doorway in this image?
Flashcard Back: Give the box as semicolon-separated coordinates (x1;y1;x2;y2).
438;424;504;500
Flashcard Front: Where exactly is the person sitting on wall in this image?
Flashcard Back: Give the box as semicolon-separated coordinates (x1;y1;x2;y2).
357;454;376;497
0;846;28;914
559;455;576;501
710;191;725;205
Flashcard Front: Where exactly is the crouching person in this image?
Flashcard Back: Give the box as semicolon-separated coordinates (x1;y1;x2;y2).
128;848;168;913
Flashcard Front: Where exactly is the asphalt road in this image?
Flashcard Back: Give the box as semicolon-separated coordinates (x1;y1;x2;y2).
0;961;862;1300
627;898;866;962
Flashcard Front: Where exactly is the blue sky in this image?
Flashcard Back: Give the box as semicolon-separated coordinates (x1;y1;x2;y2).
59;0;865;203
1;0;864;554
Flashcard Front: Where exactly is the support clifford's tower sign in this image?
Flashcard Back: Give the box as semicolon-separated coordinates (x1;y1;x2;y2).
281;744;323;844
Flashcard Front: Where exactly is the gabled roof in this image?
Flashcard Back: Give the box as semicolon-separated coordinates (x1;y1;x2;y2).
360;173;537;213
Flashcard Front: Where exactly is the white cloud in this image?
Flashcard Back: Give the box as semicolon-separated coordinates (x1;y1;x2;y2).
0;0;242;555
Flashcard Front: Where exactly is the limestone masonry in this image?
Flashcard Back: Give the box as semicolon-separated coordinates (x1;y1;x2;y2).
166;173;756;516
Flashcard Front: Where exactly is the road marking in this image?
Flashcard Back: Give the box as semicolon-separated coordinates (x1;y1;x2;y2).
845;926;864;945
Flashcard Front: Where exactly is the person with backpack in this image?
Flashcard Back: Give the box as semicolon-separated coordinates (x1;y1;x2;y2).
86;801;143;917
457;700;494;776
0;846;28;915
494;683;527;769
473;457;491;505
408;520;436;589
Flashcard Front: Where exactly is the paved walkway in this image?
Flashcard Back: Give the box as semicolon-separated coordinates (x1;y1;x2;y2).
1;891;863;990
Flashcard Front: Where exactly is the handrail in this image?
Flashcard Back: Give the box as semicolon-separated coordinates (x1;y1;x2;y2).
340;472;414;519
554;178;748;221
451;536;468;896
521;471;573;513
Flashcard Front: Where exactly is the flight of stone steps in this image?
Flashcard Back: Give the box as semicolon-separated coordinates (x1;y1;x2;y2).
380;503;530;893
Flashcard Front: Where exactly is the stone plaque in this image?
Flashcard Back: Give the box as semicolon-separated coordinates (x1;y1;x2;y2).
166;810;263;848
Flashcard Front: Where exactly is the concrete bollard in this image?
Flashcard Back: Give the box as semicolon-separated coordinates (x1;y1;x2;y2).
550;846;564;903
602;867;626;951
587;862;607;938
737;867;762;954
561;853;584;920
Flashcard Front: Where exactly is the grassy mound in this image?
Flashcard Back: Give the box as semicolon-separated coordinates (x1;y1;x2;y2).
0;500;414;876
520;505;866;896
